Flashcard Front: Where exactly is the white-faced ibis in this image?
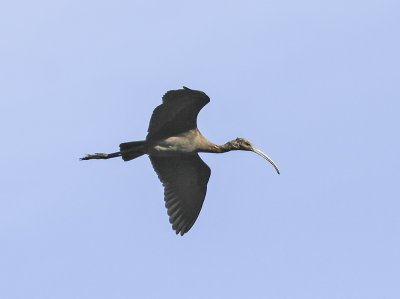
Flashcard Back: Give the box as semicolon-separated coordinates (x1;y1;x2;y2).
81;87;279;235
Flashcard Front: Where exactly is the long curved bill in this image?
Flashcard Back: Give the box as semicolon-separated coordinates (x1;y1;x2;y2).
252;148;280;175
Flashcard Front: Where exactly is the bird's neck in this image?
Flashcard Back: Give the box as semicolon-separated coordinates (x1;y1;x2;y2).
201;142;233;153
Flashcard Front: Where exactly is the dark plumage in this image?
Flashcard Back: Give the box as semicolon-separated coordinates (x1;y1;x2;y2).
81;86;279;235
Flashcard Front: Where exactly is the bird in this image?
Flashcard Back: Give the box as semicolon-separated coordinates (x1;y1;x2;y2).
81;86;280;235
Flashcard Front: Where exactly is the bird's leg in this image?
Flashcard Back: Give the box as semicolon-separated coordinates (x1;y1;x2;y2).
80;152;121;160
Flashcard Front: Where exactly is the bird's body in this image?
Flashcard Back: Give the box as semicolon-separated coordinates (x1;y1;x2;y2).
81;87;279;235
147;129;214;156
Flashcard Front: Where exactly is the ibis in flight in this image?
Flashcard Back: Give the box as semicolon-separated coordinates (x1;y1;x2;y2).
81;87;279;235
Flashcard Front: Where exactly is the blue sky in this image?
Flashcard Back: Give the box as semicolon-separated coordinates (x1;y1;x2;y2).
1;1;399;298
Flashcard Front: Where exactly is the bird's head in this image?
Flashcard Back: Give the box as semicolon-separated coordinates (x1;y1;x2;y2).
226;138;280;174
226;138;254;150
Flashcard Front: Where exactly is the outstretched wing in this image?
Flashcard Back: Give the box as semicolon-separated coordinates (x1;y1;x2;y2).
150;154;211;235
146;87;210;141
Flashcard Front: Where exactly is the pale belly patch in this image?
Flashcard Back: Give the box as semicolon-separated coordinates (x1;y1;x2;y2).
148;136;198;156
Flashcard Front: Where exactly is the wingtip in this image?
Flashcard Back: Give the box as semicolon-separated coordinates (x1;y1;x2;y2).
172;226;187;236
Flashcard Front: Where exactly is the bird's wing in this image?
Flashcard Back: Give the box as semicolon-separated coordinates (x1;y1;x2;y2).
146;87;210;140
150;154;211;235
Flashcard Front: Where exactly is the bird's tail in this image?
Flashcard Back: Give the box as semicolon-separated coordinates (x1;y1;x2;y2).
119;140;146;161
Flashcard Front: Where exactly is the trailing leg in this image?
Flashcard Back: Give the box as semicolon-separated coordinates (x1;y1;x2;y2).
80;152;122;160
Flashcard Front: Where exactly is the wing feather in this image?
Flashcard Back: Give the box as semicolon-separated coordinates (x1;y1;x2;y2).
150;154;211;235
146;87;210;141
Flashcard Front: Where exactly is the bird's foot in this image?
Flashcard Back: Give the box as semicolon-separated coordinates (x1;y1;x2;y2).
80;153;109;160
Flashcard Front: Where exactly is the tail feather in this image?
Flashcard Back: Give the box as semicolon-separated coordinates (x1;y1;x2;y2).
119;140;146;161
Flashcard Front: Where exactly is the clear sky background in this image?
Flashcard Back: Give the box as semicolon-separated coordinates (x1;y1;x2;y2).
1;1;399;298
